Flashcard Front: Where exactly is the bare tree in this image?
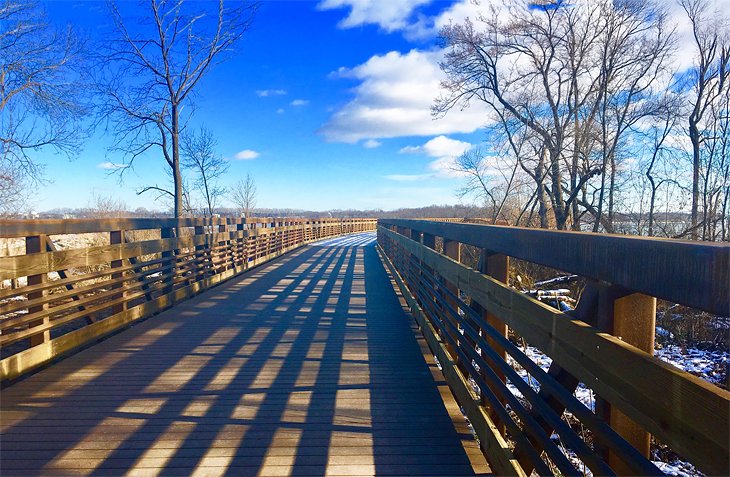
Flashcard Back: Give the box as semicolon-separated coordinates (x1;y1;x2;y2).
435;0;674;232
435;3;605;230
97;0;257;218
88;192;129;218
454;133;530;225
590;1;674;232
681;0;730;239
0;163;27;216
0;0;89;212
181;127;228;216
230;173;257;217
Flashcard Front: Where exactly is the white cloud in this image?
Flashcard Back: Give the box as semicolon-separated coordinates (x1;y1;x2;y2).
399;135;472;158
433;0;487;32
665;0;730;74
276;108;285;114
256;89;287;97
400;135;474;178
97;161;128;170
319;49;491;143
362;139;382;148
290;99;309;107
234;150;260;160
318;0;431;32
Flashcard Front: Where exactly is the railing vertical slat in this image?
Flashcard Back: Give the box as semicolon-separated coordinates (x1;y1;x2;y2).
110;230;126;315
26;234;49;346
161;226;174;295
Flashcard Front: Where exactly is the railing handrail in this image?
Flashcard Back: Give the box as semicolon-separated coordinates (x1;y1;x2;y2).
0;217;376;238
379;218;729;315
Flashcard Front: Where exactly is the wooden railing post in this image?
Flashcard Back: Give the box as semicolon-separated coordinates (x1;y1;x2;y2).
194;224;206;279
482;250;509;435
110;230;126;315
161;226;174;295
218;221;227;272
26;234;48;346
607;292;656;474
237;218;245;269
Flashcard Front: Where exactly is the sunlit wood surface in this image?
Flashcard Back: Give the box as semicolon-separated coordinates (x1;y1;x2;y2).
1;233;489;476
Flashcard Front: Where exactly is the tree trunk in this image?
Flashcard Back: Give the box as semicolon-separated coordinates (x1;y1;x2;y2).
549;148;567;230
172;104;183;219
536;149;550;229
608;152;616;231
648;178;657;237
689;121;701;239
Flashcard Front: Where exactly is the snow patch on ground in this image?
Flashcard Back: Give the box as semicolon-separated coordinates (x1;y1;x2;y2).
654;344;729;386
503;342;722;476
653;460;703;477
506;344;596;411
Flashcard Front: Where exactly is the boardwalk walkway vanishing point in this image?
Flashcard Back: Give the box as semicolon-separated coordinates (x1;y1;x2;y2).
1;233;489;476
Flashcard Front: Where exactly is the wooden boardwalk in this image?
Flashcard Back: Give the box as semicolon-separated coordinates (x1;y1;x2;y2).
0;233;489;477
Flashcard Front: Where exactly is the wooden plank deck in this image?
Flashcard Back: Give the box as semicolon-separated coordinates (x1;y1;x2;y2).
0;232;489;477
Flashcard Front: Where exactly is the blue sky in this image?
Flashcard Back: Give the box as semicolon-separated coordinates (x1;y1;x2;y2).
33;0;496;212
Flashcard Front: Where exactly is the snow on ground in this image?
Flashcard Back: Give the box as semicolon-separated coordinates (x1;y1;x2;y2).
653;460;703;477
654;344;729;386
505;344;596;411
501;338;724;476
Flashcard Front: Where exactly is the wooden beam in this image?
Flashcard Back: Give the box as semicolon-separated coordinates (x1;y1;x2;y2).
26;235;49;347
110;230;126;316
379;219;729;315
609;293;657;475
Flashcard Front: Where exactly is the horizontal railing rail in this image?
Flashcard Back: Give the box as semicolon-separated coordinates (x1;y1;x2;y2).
0;217;376;381
380;219;728;315
377;219;729;477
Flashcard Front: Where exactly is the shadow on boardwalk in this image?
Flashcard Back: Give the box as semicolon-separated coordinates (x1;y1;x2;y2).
0;233;489;476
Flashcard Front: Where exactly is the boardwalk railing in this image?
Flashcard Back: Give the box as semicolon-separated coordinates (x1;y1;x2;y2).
377;219;729;477
0;217;376;381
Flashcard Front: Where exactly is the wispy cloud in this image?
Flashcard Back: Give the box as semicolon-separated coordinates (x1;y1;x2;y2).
290;99;309;107
276;108;285;114
362;139;382;149
256;89;287;97
234;149;260;160
97;161;128;170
